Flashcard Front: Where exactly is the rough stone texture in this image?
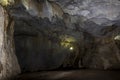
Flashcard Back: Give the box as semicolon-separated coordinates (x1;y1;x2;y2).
8;0;120;72
11;6;85;71
0;5;20;80
56;0;120;26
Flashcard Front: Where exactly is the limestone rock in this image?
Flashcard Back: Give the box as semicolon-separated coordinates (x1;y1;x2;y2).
0;5;20;80
10;4;85;71
9;0;120;72
20;0;64;21
83;24;120;69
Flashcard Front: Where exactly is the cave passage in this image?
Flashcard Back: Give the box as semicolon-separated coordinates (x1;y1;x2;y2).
1;0;120;80
13;0;120;77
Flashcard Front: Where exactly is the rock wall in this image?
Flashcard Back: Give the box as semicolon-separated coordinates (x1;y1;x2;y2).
9;0;120;72
0;5;20;80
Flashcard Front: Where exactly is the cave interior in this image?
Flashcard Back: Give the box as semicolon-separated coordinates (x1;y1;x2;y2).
1;0;120;80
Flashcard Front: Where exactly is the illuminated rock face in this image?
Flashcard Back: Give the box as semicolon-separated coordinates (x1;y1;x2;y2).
9;0;120;72
0;0;14;6
0;5;20;80
20;0;63;21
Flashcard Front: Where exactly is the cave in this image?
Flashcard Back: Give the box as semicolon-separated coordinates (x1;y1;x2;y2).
0;0;120;80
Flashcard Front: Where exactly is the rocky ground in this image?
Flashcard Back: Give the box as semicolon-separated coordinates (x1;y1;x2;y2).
16;69;120;80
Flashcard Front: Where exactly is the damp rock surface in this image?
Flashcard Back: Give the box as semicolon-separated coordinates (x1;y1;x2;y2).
9;0;120;72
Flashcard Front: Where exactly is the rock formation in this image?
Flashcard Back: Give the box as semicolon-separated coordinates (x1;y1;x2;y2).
0;0;120;78
0;5;20;80
9;0;120;72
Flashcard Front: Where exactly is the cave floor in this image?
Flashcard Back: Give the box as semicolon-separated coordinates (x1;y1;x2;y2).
16;69;120;80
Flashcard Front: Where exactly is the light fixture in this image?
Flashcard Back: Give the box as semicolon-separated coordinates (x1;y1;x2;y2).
69;46;74;51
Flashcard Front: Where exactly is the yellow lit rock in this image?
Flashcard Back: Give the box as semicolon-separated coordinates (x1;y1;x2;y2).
60;35;76;51
0;0;14;6
0;0;8;6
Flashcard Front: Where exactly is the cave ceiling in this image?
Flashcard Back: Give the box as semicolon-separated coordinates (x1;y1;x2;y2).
54;0;120;25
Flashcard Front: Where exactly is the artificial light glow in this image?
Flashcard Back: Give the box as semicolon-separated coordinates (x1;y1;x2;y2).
69;47;74;50
60;35;76;48
60;35;76;51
